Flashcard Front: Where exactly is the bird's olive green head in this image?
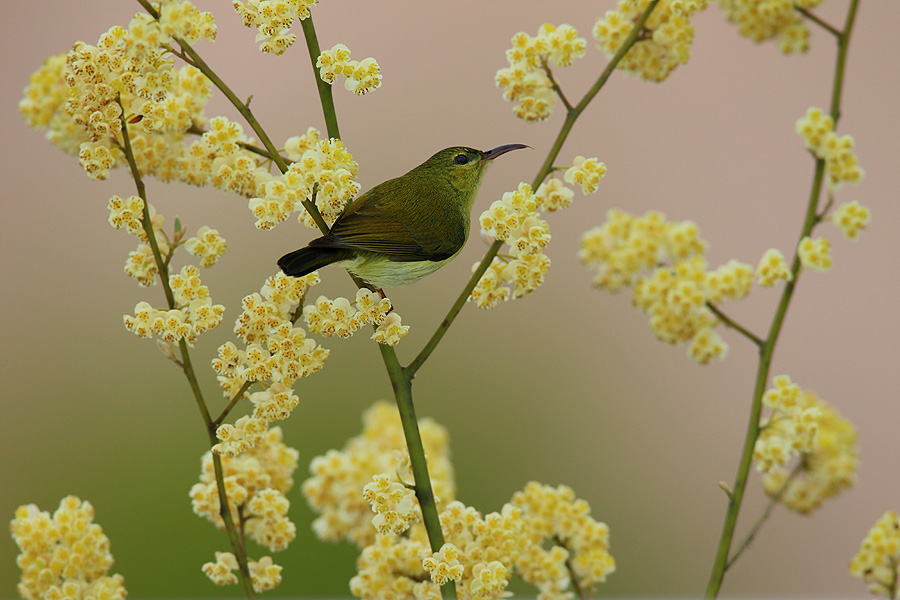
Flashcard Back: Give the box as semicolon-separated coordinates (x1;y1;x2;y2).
412;144;529;200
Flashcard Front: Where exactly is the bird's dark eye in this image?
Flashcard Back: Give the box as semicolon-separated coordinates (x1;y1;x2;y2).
453;154;468;165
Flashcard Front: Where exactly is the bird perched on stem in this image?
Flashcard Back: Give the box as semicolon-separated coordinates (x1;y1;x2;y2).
278;144;528;290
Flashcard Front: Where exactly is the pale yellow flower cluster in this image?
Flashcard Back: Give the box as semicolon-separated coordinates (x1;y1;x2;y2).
495;24;586;122
372;313;411;347
514;482;615;597
10;496;126;600
249;131;360;229
849;510;900;598
796;107;865;189
472;180;579;308
363;473;420;535
204;553;285;593
185;225;227;267
580;210;757;363
302;401;455;547
593;0;710;82
107;196;170;286
351;486;613;600
832;200;871;240
124;265;225;343
302;289;398;342
191;426;297;591
564;156;608;195
756;248;792;287
423;543;465;586
719;0;823;54
182;116;269;196
233;0;318;55
211;272;327;452
755;376;858;514
797;235;832;271
21;4;216;181
317;43;383;95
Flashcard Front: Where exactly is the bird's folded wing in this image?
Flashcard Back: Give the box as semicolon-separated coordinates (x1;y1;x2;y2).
310;203;460;262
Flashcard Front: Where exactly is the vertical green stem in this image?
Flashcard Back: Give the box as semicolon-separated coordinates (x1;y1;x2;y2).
117;103;256;597
704;1;859;596
300;15;342;140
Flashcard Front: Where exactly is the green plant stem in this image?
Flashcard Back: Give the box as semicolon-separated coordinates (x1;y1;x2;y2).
117;102;257;598
300;15;341;140
408;0;661;378
706;302;764;347
704;1;859;596
214;380;255;427
725;462;803;569
797;7;842;38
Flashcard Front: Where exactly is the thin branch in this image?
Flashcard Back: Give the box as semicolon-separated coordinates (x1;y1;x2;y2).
726;462;803;568
542;57;573;111
796;7;842;38
213;380;255;427
706;302;765;347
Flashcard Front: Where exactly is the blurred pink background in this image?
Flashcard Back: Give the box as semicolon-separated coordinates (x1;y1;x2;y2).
2;1;898;597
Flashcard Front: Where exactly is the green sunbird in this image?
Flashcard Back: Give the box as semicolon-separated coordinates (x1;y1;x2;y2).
278;144;528;289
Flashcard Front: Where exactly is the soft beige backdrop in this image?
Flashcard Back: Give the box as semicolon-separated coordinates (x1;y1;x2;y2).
2;1;898;597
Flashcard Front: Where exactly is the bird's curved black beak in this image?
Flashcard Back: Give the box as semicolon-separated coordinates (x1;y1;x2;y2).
481;143;530;161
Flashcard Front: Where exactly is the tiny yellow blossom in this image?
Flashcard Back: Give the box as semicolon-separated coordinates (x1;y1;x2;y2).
372;312;409;346
316;43;382;94
756;248;792;287
249;556;283;592
797;236;832;271
849;510;900;598
831;200;871;240
107;194;146;238
202;551;239;586
185;225;227;267
564;156;607;194
423;543;465;585
795;107;865;189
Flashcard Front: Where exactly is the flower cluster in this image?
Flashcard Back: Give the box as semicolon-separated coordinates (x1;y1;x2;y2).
183;116;271;197
719;0;823;55
107;196;170;286
185;225;227;267
755;376;858;514
832;200;871;240
302;401;455;547
211;272;328;453
756;248;792;287
302;289;403;345
249;130;361;229
495;23;586;122
191;427;298;591
513;482;616;595
580;210;760;363
363;473;420;535
796;107;865;189
849;510;900;598
10;496;126;600
593;0;710;82
797;236;832;271
317;43;383;95
233;0;318;55
21;4;217;181
423;544;465;586
472;176;589;308
203;552;284;593
123;265;225;343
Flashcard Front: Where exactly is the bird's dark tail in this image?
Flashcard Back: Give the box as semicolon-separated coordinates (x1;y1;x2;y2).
277;247;346;277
